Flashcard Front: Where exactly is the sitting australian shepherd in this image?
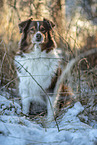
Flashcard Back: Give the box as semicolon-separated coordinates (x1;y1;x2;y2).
15;18;74;121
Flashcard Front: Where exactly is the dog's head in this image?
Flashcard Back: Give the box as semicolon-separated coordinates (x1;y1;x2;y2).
18;18;56;54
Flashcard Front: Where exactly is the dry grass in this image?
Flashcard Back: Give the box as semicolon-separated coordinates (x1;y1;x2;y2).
0;42;16;88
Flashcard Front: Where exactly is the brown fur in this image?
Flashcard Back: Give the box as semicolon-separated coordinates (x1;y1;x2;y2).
17;18;56;54
48;67;75;110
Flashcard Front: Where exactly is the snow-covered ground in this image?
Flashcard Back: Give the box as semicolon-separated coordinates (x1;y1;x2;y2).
0;92;97;145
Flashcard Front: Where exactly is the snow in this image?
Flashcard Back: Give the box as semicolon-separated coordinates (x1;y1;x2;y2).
0;93;97;145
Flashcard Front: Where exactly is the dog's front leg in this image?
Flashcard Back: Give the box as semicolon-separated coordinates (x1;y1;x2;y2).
47;97;55;124
22;96;30;115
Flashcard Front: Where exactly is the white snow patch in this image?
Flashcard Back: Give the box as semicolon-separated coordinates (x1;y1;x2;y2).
0;95;97;145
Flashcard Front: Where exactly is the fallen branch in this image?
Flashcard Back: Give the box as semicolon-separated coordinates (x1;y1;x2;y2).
53;47;97;106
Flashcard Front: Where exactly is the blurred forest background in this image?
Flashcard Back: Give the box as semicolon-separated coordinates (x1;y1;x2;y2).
0;0;97;127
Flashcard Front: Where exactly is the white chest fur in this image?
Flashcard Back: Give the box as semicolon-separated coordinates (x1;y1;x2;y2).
15;44;59;114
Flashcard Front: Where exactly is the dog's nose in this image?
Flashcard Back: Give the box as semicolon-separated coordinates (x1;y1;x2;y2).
36;33;42;41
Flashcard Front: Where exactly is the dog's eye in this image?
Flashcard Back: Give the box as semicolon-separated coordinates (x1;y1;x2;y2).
40;27;46;33
30;28;35;33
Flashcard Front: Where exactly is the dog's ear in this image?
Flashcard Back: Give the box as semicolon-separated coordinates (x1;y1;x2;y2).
18;17;33;33
43;18;55;30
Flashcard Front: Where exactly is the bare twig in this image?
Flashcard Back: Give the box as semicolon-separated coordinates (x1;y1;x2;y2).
0;77;18;90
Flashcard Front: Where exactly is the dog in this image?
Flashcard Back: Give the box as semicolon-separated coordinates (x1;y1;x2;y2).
15;18;74;120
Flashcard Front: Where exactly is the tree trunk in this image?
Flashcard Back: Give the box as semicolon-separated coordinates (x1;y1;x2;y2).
0;0;4;8
34;0;49;19
49;0;66;47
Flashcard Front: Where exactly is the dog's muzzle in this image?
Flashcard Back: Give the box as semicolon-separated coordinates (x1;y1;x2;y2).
36;33;42;42
32;32;43;43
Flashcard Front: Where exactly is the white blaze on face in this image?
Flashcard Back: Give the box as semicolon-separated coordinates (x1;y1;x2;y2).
32;21;44;44
37;22;40;31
